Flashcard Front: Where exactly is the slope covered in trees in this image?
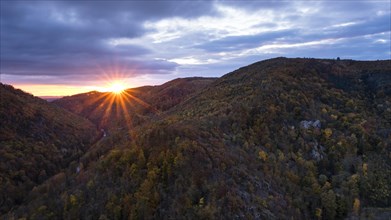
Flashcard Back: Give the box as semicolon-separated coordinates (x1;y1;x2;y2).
0;84;98;214
3;58;391;219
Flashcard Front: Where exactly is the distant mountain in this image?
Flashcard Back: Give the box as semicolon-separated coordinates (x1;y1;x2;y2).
0;84;98;214
52;77;216;130
4;58;391;219
39;96;63;102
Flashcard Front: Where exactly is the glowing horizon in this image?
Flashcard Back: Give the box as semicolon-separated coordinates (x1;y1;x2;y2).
7;83;130;97
3;73;171;97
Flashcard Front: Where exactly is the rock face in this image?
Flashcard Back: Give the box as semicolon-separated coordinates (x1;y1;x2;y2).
311;141;325;161
300;120;321;129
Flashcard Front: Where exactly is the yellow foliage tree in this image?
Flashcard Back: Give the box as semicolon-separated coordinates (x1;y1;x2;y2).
362;163;368;176
69;194;78;207
324;128;333;138
258;150;268;161
315;208;322;220
353;198;360;215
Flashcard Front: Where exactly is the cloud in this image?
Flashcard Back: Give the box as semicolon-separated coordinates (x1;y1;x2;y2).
0;0;390;89
195;30;298;52
0;1;212;80
143;3;295;44
140;1;389;66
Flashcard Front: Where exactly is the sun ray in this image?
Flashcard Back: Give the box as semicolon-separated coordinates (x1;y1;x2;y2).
122;92;161;115
118;90;134;131
115;94;122;125
88;93;112;120
81;59;163;132
100;93;117;128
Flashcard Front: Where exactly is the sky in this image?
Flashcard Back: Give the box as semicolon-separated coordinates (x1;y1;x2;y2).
1;0;390;96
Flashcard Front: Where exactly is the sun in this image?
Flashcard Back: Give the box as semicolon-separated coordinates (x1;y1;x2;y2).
108;82;126;94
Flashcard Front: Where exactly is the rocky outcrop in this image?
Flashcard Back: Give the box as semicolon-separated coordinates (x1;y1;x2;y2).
300;120;321;129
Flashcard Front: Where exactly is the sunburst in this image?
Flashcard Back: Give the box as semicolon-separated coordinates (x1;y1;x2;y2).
108;81;126;94
82;79;160;134
86;62;160;132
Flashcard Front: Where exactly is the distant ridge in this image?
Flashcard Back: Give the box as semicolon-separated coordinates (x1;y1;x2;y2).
39;96;63;101
52;77;216;130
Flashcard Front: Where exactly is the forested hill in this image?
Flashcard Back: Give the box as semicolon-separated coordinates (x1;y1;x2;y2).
0;84;99;214
4;58;391;219
52;77;216;130
173;57;391;119
124;57;391;219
